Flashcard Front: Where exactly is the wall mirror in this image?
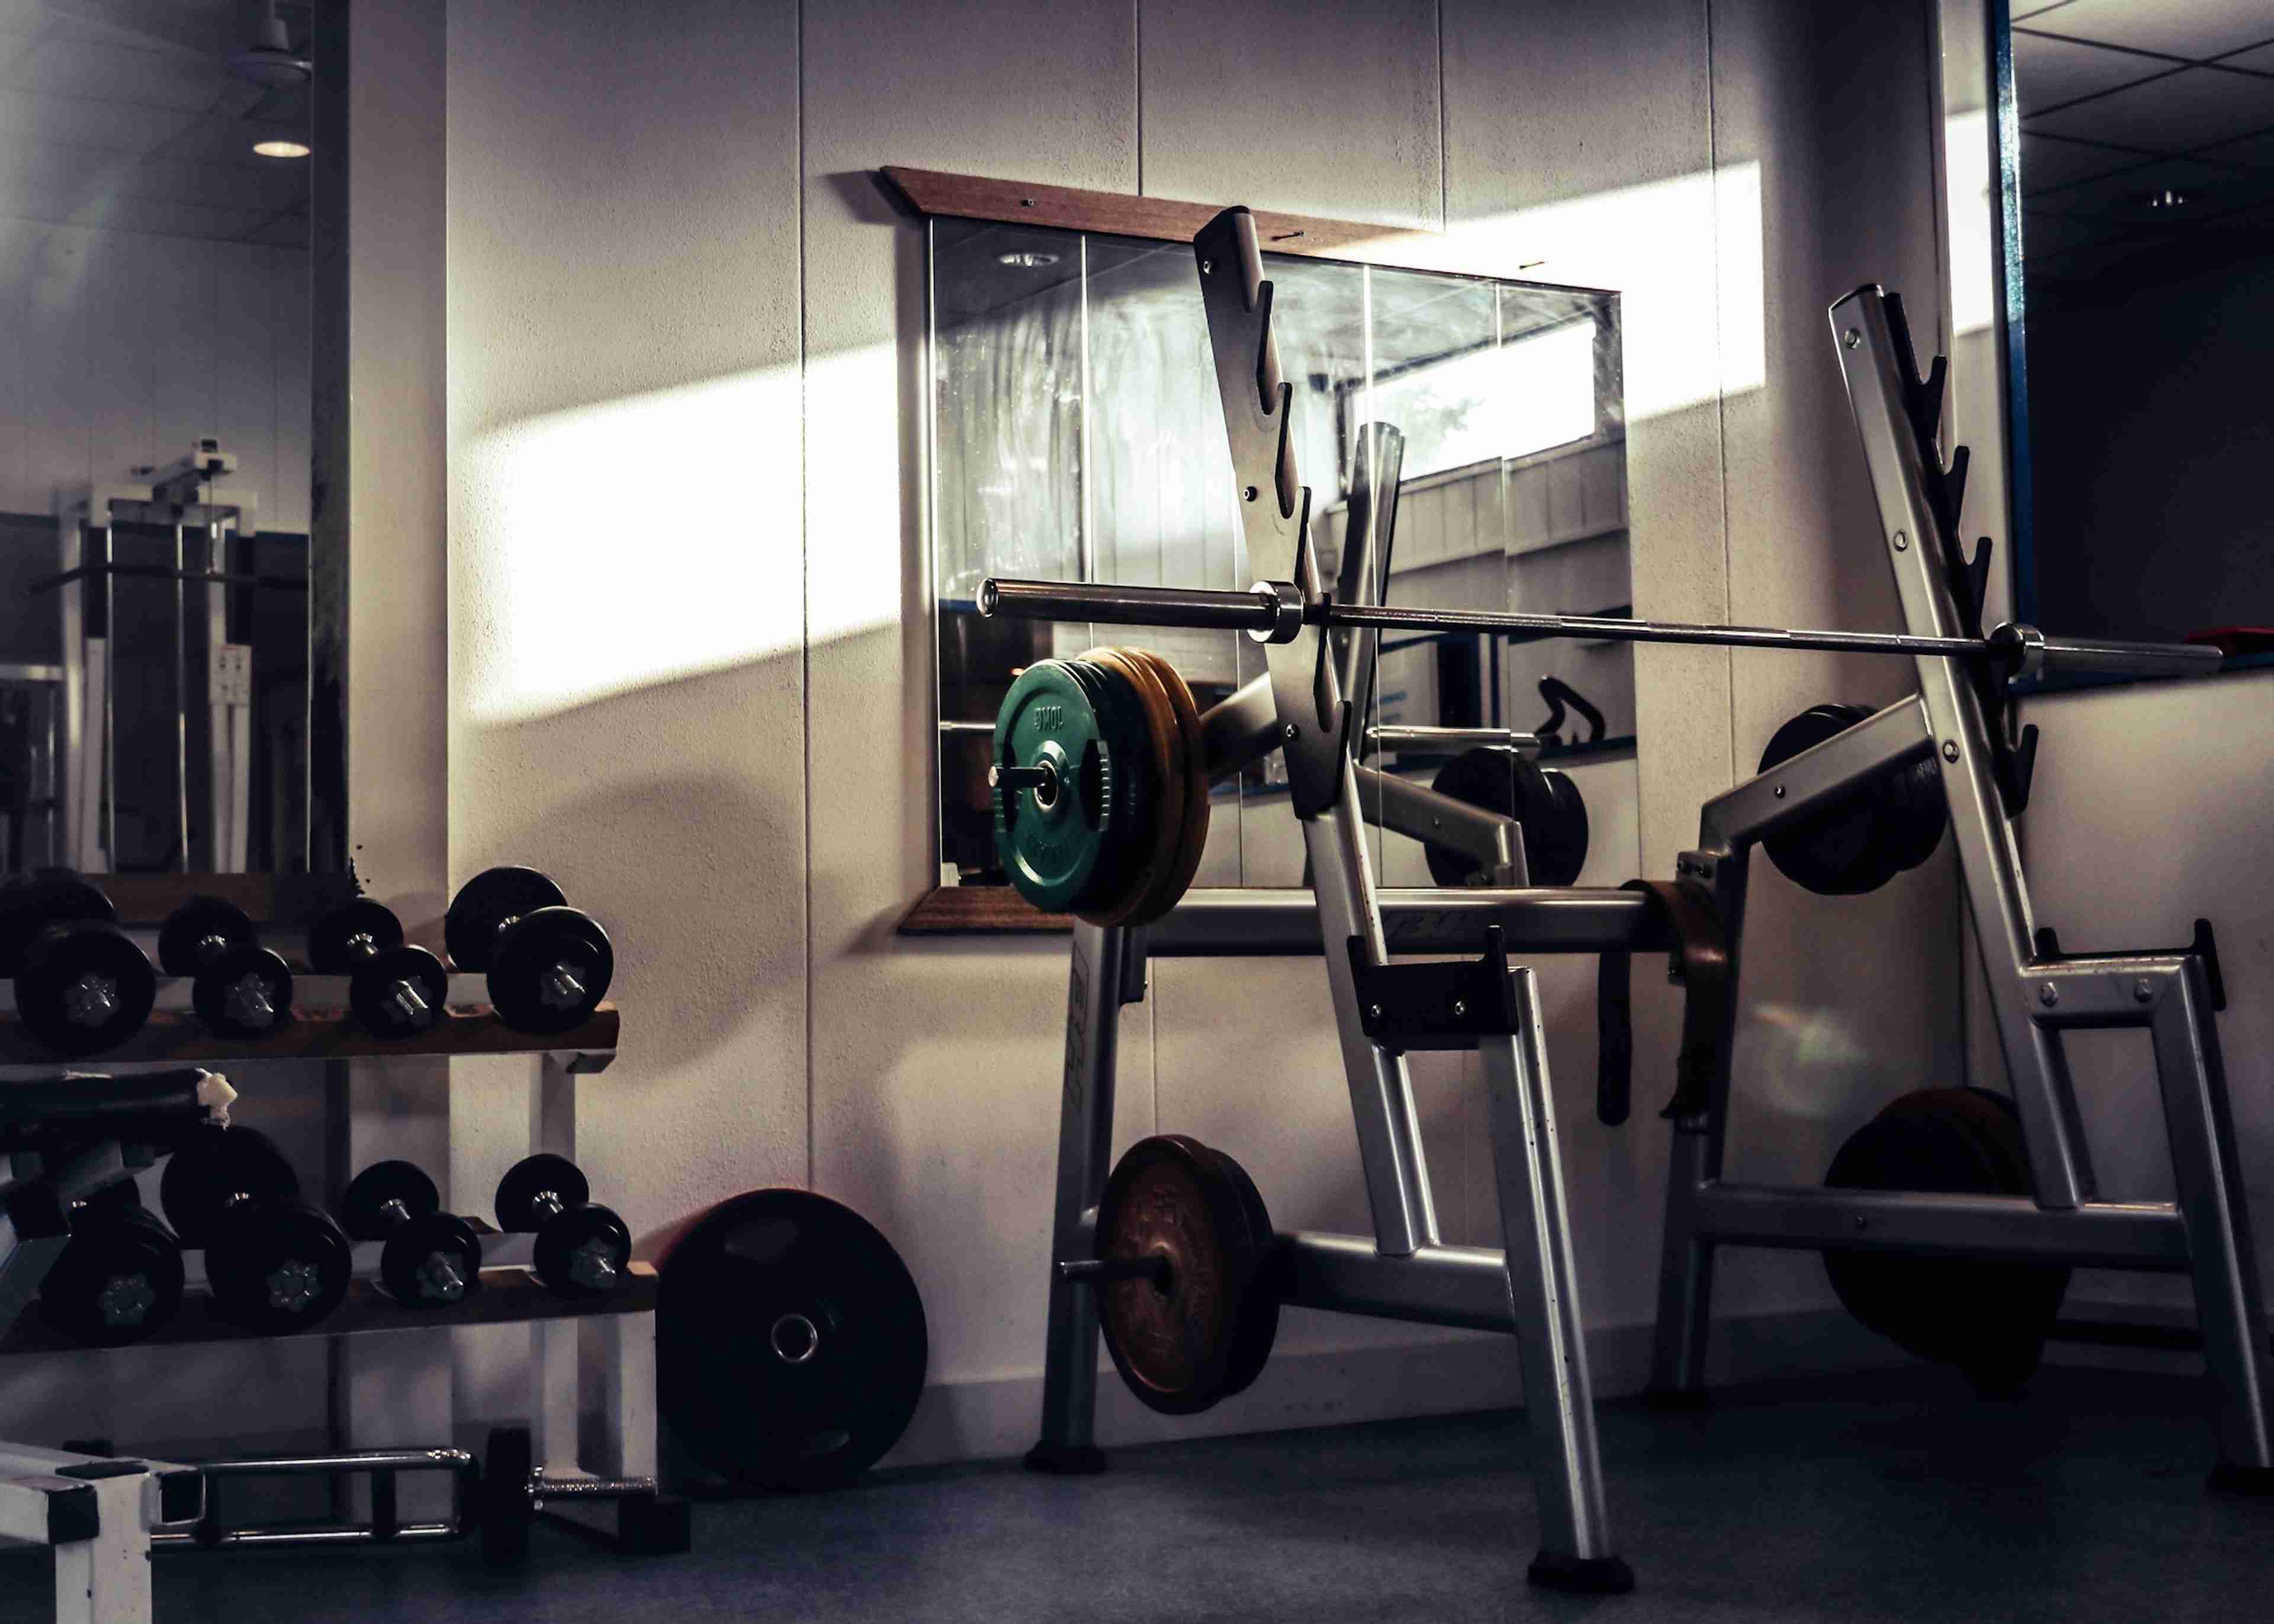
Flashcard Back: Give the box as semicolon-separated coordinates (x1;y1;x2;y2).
1;0;321;874
927;210;1633;907
2000;0;2274;665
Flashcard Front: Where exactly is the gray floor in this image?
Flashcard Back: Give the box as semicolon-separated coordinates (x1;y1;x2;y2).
6;1364;2269;1622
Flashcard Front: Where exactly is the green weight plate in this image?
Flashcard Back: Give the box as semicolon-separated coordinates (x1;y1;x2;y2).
993;661;1117;914
1068;655;1156;918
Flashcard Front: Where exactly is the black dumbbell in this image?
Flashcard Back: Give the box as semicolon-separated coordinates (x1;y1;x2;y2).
495;1153;631;1297
157;895;294;1040
160;1124;351;1333
39;1181;187;1348
306;898;449;1040
339;1159;483;1308
445;868;614;1035
0;873;157;1056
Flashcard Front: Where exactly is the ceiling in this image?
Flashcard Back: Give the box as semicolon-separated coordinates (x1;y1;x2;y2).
2013;0;2274;298
0;0;312;248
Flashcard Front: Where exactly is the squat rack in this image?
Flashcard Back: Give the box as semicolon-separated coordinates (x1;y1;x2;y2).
987;206;2267;1594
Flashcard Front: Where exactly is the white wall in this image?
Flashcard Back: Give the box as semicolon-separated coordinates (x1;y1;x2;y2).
0;221;309;529
444;0;1955;1467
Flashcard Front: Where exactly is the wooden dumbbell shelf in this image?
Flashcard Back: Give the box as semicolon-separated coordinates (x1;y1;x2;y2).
0;986;618;1070
0;1262;656;1356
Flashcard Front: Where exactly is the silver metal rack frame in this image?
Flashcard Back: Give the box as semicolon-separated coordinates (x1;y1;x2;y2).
1010;210;2269;1598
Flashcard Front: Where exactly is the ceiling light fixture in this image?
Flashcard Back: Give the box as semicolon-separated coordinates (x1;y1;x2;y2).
997;251;1060;268
253;139;311;159
2141;187;2197;210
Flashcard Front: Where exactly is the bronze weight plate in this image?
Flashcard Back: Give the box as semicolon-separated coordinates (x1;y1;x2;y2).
1094;1134;1263;1415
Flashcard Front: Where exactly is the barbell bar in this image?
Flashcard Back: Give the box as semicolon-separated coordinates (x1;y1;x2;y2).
975;577;2221;682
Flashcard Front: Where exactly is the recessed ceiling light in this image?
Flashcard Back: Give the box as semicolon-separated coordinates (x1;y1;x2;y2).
997;251;1059;268
253;139;311;160
2140;187;2198;210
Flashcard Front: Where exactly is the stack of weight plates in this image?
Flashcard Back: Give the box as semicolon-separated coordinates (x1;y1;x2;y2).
991;649;1210;925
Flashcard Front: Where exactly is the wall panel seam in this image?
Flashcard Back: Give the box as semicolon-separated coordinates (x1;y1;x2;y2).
798;0;814;1191
1706;0;1737;790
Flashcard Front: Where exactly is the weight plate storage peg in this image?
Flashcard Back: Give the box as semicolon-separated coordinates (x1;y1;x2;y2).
0;873;156;1057
1756;704;1947;896
1821;1087;2070;1395
341;1159;483;1308
161;895;294;1038
39;1199;187;1348
494;1153;632;1297
656;1188;928;1490
160;1124;352;1333
444;867;615;1034
1092;1134;1280;1416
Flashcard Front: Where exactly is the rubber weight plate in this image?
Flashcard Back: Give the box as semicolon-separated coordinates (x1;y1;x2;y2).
0;874;115;975
445;866;568;972
159;1124;300;1245
1822;1087;2070;1393
1197;1144;1281;1401
1758;705;1945;896
657;1189;928;1490
1425;747;1590;887
1094;1134;1268;1416
306;898;403;974
1078;649;1180;927
993;661;1122;914
1067;655;1155;919
1123;648;1210;924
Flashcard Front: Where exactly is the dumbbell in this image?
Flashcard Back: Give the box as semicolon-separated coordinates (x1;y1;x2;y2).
494;1153;631;1297
0;873;157;1056
160;1124;351;1333
157;895;294;1039
306;898;449;1040
444;867;614;1035
39;1181;187;1348
339;1159;483;1308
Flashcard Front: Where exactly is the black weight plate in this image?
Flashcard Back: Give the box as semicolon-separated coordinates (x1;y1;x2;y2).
532;1203;632;1297
15;923;156;1057
380;1214;483;1308
1880;753;1949;876
159;1124;299;1244
157;896;258;977
1068;655;1158;921
205;1198;351;1333
0;874;115;975
349;945;448;1039
659;1189;928;1490
306;898;404;974
480;1426;535;1565
39;1207;186;1348
446;867;568;973
496;1153;589;1231
339;1159;442;1239
1198;1144;1281;1401
1822;1087;2070;1385
1758;705;1900;896
1426;747;1589;887
1094;1134;1263;1416
992;661;1118;914
487;907;614;1035
192;946;293;1038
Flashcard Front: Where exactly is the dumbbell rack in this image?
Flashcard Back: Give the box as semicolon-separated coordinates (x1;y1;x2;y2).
0;879;669;1624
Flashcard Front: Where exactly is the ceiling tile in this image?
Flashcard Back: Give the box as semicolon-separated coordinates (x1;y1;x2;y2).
4;34;232;112
2024;155;2274;220
2019;210;2114;256
2025;65;2274;152
2198;128;2274;166
0;89;200;155
2220;41;2274;73
2013;31;2173;113
2019;0;2274;60
2020;131;2151;192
